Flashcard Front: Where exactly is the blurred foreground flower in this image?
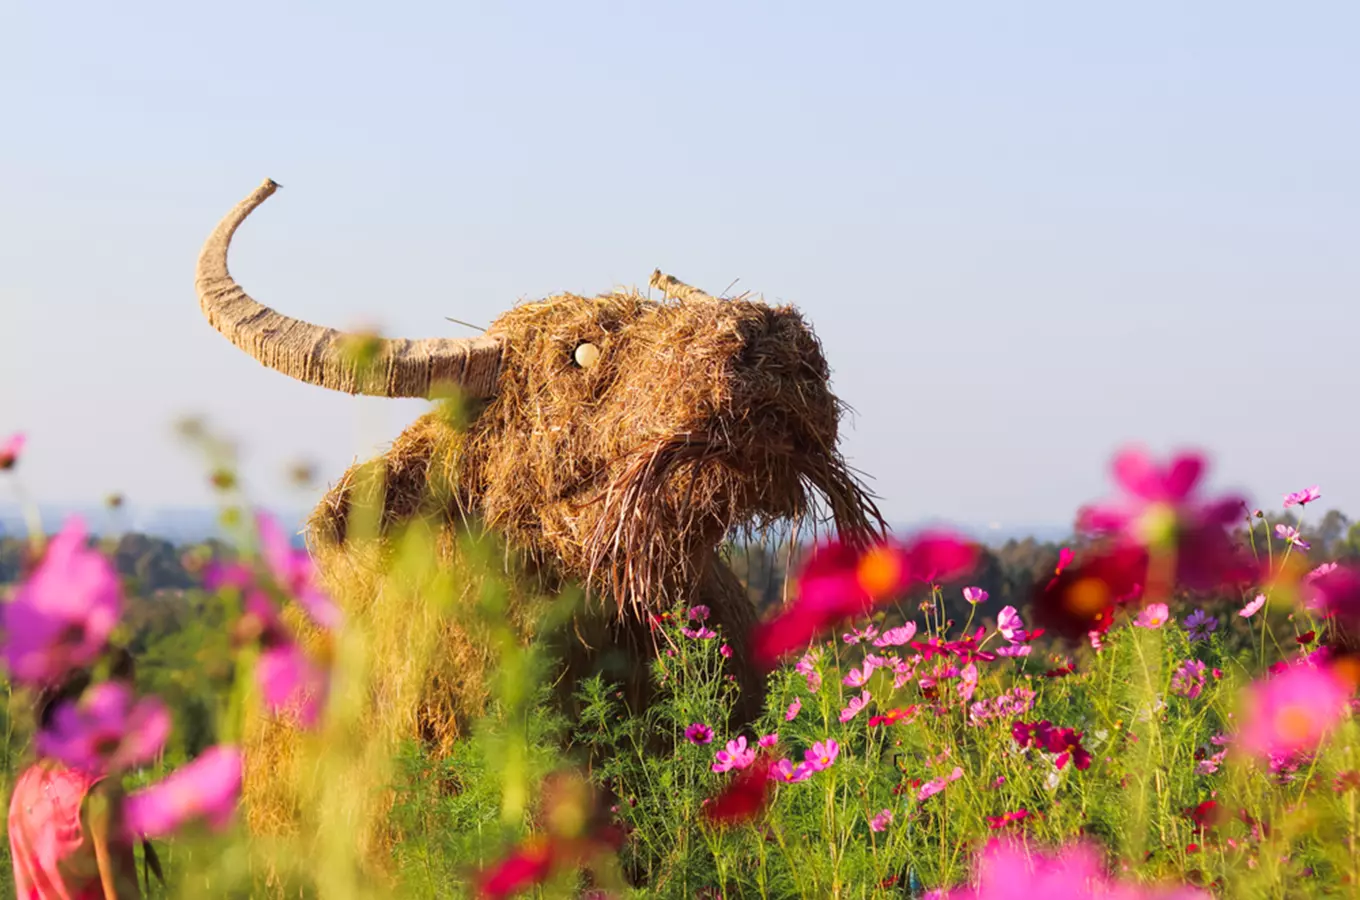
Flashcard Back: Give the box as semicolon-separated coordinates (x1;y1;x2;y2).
927;838;1210;899
703;756;772;826
752;533;977;666
2;517;121;684
37;682;171;774
123;745;244;840
1031;545;1144;642
1237;660;1352;760
0;432;24;470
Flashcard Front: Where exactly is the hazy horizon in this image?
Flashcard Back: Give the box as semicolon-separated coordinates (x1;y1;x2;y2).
4;3;1357;528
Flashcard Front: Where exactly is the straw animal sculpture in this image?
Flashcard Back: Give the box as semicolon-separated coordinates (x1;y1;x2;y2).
192;179;884;867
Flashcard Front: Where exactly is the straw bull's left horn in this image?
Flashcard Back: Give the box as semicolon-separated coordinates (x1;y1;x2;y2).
194;179;503;399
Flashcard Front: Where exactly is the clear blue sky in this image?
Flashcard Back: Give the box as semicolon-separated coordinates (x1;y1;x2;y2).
3;2;1356;531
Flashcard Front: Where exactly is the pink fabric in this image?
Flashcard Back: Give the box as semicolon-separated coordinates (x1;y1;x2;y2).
8;762;108;899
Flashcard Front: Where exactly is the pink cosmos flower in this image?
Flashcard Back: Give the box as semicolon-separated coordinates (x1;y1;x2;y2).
872;623;916;647
1056;547;1075;574
843;661;876;688
758;733;779;749
994;644;1031;659
122;745;243;840
1237;661;1351;759
769;759;813;783
257;641;329;728
785;699;801;721
996;606;1027;643
1240;594;1266;618
957;663;979;702
0;433;25;470
685;723;714;745
712;736;756;773
804;739;839;772
1275;524;1310;551
917;766;963;801
869;809;893;832
37;683;171;774
928;838;1211;899
842;624;879;645
255;512;343;630
839;690;871;723
719;643;732;658
1283;486;1321;508
963;586;988;605
1135;603;1170;629
3;517;122;685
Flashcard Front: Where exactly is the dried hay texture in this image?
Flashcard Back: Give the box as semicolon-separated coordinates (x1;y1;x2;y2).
240;285;883;882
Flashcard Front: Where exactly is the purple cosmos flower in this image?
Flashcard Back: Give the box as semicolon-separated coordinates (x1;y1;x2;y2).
122;745;243;840
1283;486;1321;508
963;586;988;605
1184;608;1217;642
3;517;122;685
1275;524;1310;551
838;690;871;723
804;740;839;772
37;682;171;774
685;723;714;745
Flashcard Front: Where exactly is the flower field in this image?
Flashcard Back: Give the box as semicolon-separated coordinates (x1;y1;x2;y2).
2;430;1358;898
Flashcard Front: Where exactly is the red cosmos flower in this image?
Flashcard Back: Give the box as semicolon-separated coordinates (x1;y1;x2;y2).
476;837;556;899
751;533;978;666
1047;728;1092;771
985;809;1031;830
1183;800;1222;834
703;755;773;826
1032;545;1146;642
868;706;919;727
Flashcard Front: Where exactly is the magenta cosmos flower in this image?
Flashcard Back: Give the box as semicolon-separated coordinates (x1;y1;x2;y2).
3;517;122;685
1075;447;1251;591
869;809;893;832
1283;486;1321;508
751;533;977;666
684;723;714;745
803;739;839;772
122;745;244;840
257;641;329;728
1237;661;1352;759
784;699;801;721
769;759;813;783
37;682;171;774
256;512;343;630
0;433;25;470
930;838;1211;899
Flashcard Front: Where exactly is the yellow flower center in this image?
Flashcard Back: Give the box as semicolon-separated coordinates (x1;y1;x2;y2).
1137;502;1179;549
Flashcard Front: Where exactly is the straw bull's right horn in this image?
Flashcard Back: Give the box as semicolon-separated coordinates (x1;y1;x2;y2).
194;179;503;399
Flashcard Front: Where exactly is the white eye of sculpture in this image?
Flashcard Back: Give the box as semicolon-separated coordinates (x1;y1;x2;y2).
574;342;601;369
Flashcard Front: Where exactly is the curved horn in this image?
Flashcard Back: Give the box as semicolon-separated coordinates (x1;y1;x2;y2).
194;179;502;399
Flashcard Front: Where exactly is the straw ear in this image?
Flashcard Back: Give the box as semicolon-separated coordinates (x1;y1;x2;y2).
650;270;717;304
195;179;504;398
